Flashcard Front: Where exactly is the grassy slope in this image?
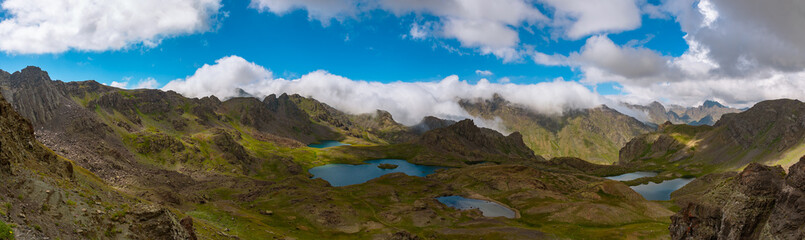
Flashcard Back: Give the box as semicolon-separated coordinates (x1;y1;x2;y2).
461;98;652;164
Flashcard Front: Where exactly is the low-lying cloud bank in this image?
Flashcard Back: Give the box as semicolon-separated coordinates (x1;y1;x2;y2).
163;55;634;128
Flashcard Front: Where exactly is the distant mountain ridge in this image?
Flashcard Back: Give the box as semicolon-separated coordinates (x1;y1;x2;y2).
460;94;653;164
625;100;742;126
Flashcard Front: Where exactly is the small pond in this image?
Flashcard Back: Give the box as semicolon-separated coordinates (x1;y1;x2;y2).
605;171;659;181
308;140;350;148
630;178;695;201
436;196;516;218
308;159;445;187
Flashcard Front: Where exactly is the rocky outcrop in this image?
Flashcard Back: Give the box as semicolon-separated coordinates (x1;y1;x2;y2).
130;205;193;240
763;158;805;239
669;158;805;239
415;119;536;163
619;133;687;164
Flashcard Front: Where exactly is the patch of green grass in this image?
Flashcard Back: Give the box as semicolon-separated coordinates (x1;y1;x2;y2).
0;202;8;217
0;219;13;240
111;210;126;220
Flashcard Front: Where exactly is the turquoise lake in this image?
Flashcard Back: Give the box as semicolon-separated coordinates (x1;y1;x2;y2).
307;140;350;148
436;196;516;218
605;171;659;181
308;159;445;187
630;178;695;201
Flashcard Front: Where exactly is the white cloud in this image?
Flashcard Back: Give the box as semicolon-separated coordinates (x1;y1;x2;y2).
613;71;805;109
249;0;545;61
0;0;222;54
107;77;160;89
163;55;273;98
576;35;671;81
134;77;159;89
541;0;642;39
164;56;606;127
249;0;358;24
475;69;493;76
408;23;429;40
573;0;805;109
664;0;805;75
110;81;129;89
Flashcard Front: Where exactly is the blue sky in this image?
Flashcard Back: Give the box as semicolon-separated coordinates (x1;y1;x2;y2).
1;0;804;114
1;0;685;93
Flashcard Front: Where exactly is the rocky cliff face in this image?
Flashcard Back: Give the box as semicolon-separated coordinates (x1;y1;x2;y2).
669;158;805;239
0;93;193;239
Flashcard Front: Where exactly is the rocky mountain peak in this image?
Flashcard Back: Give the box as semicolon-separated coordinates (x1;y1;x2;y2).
648;101;665;109
10;66;50;86
786;156;805;190
702;100;726;108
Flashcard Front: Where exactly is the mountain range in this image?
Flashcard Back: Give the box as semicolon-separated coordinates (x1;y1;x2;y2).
1;66;803;239
625;100;742;126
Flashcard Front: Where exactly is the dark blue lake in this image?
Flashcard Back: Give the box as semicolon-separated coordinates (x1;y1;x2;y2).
436;196;516;218
308;140;349;148
308;159;445;187
605;171;658;181
630;178;695;201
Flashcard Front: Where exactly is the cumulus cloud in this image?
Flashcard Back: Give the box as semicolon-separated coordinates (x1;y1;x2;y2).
249;0;546;61
0;0;222;54
664;0;805;75
579;0;805;109
575;35;672;82
163;56;273;98
541;0;642;39
110;81;129;89
248;0;656;62
249;0;358;24
164;56;607;127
